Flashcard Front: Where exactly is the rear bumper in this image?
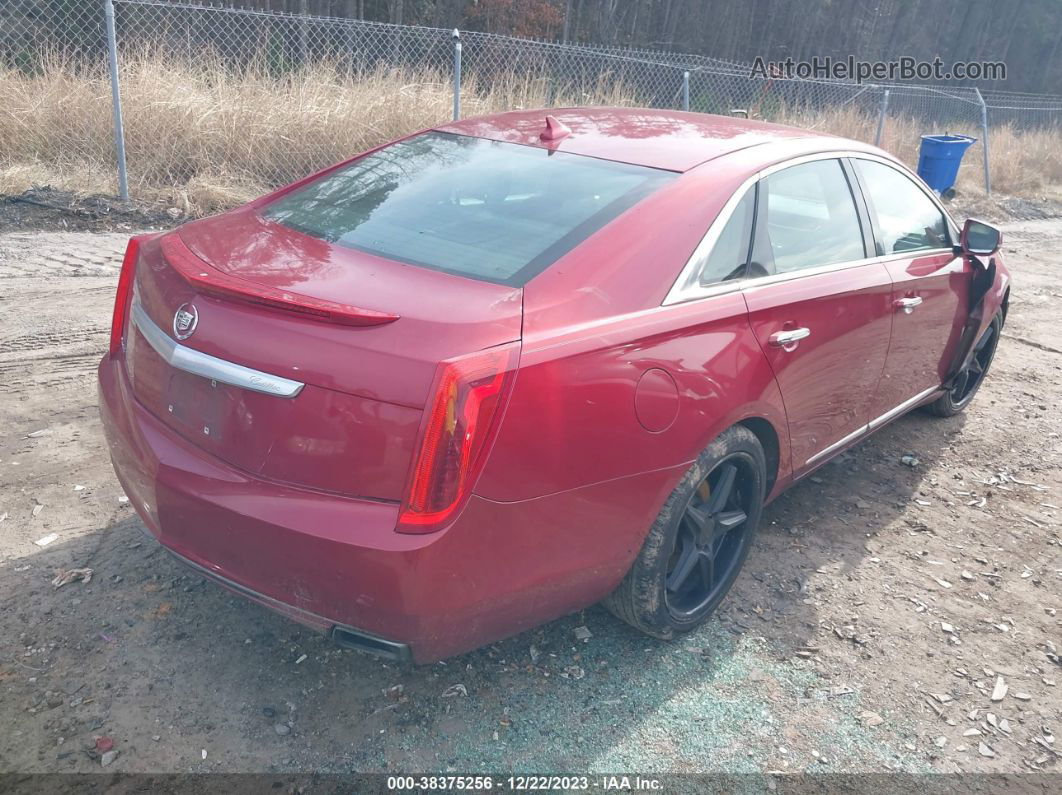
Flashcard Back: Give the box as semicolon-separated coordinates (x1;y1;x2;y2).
99;353;436;653
99;354;680;662
163;545;412;662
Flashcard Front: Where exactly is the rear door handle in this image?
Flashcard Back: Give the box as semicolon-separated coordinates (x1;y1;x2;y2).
894;296;923;314
768;327;811;350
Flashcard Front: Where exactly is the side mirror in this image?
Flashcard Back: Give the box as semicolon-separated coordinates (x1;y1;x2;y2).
960;218;1001;257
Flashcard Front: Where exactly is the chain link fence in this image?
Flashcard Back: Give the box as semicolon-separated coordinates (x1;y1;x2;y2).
2;0;1060;206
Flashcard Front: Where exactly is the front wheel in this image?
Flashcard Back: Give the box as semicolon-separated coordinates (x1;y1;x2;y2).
926;313;1001;418
604;425;766;639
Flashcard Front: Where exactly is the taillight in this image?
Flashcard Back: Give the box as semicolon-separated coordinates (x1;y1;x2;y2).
398;342;520;534
109;236;143;355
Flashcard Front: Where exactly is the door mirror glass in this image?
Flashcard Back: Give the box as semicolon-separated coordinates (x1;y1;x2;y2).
961;219;1001;257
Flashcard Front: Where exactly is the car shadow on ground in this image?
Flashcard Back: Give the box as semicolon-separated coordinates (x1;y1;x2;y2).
0;408;963;773
727;407;969;656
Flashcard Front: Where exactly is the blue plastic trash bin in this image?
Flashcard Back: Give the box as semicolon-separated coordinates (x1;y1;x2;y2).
917;134;977;195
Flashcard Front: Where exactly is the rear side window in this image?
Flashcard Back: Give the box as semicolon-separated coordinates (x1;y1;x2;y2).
697;188;755;285
757;159;866;273
854;159;950;254
263;132;676;286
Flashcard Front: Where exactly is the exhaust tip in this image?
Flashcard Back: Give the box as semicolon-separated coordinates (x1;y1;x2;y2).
331;625;412;663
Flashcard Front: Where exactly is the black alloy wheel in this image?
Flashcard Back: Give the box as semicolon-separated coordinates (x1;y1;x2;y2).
604;424;766;639
949;321;999;407
926;313;1002;418
664;456;755;619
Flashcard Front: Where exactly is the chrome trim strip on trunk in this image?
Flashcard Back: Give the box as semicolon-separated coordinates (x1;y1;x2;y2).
130;301;304;398
804;385;941;466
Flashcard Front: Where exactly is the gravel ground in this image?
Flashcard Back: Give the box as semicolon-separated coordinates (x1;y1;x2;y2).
0;213;1059;777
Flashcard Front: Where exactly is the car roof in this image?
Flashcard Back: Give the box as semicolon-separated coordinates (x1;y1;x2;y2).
433;107;842;172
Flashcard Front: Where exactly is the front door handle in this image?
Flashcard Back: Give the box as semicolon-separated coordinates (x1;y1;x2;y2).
894;296;924;314
768;327;811;351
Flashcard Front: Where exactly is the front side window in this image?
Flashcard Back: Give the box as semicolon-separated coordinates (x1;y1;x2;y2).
263;132;676;286
756;159;866;274
855;159;949;254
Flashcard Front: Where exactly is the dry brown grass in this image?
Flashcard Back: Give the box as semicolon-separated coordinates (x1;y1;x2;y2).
1;53;1059;215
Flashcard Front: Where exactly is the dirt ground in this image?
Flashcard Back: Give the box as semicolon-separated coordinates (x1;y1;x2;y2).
0;205;1060;777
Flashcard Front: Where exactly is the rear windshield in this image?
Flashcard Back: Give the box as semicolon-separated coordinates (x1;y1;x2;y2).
262;131;676;286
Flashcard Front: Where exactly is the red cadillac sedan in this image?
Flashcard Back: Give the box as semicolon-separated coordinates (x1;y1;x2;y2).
99;109;1009;662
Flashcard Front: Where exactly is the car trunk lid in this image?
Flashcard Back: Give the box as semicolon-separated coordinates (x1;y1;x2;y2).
124;210;522;501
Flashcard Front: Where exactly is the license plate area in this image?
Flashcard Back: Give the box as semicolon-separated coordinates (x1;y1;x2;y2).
156;366;292;473
166;370;230;442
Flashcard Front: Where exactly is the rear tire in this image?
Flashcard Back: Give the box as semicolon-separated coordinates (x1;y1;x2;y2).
925;313;1001;418
604;425;765;640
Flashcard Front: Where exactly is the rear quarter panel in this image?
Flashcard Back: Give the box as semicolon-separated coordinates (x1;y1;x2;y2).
476;295;789;504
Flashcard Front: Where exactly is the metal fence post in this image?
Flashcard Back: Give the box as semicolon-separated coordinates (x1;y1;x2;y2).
104;0;129;202
298;0;310;65
874;88;889;147
974;88;991;195
452;29;461;121
681;71;690;111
